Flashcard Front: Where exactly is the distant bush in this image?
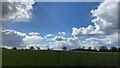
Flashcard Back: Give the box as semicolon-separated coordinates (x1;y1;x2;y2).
110;47;118;52
99;46;108;52
2;47;8;50
37;47;41;50
71;47;98;52
12;47;17;50
30;46;35;50
62;46;67;51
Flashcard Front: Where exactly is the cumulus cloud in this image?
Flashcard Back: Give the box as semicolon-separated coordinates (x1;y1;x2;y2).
51;33;119;50
81;38;106;49
91;0;118;35
46;34;54;37
51;36;81;50
1;29;45;49
52;36;67;41
44;34;54;41
81;33;119;49
22;34;46;49
28;32;40;36
1;29;26;48
23;35;42;46
52;41;71;50
71;0;119;49
104;33;119;47
72;0;119;37
58;32;66;36
72;25;103;37
1;28;118;50
1;0;35;22
1;0;119;50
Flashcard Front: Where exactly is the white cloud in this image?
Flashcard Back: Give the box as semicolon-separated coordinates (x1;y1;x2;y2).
44;34;54;41
1;29;26;48
52;33;119;50
58;32;66;36
52;36;67;41
72;25;103;37
104;33;119;47
91;0;119;35
1;0;119;50
1;0;35;22
46;34;54;37
23;35;42;45
1;29;46;49
1;29;57;50
28;32;40;36
81;38;105;49
1;29;119;50
72;0;119;37
78;32;119;49
51;36;81;50
70;0;119;49
1;0;34;2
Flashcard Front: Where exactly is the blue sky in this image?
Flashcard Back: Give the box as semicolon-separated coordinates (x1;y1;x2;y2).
3;2;100;36
2;1;118;50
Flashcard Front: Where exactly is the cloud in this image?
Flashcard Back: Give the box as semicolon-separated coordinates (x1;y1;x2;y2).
1;29;45;49
91;0;118;35
104;33;119;47
52;33;119;50
44;34;54;41
58;32;66;36
52;36;67;41
23;35;42;45
51;36;81;50
22;34;46;49
1;0;119;50
1;29;119;50
1;29;55;50
1;0;35;22
72;25;103;37
81;33;119;49
28;32;40;36
46;34;54;37
71;0;119;49
81;38;105;49
72;0;119;37
1;29;26;48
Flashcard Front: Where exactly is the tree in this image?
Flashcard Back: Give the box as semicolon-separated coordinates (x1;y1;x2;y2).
88;47;92;51
110;47;118;52
46;46;50;50
94;47;97;51
12;47;17;50
30;46;34;50
99;46;108;52
81;46;85;51
2;47;8;50
21;49;24;50
118;47;120;52
62;46;67;51
37;47;41;50
82;46;85;49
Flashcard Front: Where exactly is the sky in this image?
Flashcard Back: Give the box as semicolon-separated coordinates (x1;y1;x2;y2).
3;2;99;36
1;0;119;50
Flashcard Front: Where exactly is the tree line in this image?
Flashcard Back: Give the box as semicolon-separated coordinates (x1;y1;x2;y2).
70;46;120;52
1;46;120;52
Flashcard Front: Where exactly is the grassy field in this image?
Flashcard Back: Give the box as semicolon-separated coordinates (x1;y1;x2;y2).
2;50;120;66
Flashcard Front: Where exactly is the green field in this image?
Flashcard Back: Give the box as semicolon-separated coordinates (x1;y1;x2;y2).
2;50;120;66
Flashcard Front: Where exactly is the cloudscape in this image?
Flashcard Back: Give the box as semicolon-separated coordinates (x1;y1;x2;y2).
1;0;119;50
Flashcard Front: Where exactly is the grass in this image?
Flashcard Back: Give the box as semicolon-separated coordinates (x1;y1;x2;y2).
2;50;120;66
